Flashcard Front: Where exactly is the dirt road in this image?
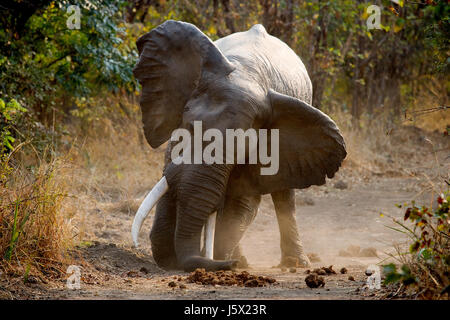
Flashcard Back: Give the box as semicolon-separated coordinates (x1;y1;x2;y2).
15;172;432;300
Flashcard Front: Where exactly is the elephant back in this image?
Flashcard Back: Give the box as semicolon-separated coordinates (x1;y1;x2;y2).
214;24;313;105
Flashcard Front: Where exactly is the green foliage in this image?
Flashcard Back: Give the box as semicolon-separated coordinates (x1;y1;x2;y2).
294;0;449;116
4;201;28;261
0;98;27;153
421;0;450;73
0;0;138;131
383;192;449;298
383;263;417;286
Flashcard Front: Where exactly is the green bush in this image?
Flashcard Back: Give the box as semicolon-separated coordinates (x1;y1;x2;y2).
0;98;27;154
383;192;449;299
0;0;138;151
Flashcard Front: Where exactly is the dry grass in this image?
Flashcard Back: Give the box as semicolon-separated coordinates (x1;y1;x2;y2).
412;109;449;133
333;111;405;176
407;77;449;133
59;97;164;242
0;147;73;279
70;119;163;202
332;106;449;181
0;97;165;280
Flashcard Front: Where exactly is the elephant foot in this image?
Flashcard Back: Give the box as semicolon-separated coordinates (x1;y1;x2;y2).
236;255;249;269
182;256;238;272
279;253;311;268
230;248;250;269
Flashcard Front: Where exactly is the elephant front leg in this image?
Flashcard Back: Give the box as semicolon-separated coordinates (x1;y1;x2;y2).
214;194;261;267
231;244;249;268
150;192;178;270
271;189;311;268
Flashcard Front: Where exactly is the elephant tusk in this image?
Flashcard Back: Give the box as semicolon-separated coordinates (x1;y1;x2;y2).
204;212;217;259
132;176;169;247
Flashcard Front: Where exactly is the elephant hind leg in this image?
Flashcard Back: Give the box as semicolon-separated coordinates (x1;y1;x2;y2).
271;189;311;268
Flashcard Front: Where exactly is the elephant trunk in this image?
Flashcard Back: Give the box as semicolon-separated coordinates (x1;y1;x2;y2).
166;163;237;271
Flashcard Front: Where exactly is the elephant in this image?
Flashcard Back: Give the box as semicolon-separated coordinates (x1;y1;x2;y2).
131;20;346;272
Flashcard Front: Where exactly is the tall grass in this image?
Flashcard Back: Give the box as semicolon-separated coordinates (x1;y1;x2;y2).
0;147;73;278
0;96;164;281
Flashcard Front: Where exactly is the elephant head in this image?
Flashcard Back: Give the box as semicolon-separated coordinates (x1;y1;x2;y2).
131;20;346;271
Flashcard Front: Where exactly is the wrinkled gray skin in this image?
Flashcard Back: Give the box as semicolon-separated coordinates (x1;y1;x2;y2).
133;20;346;272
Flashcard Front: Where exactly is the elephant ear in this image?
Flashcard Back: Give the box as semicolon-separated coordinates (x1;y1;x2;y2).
133;20;235;148
229;89;347;195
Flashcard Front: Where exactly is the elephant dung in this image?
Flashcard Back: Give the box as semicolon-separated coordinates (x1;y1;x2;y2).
308;265;336;276
186;268;276;287
322;265;337;275
305;274;325;288
312;268;327;275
